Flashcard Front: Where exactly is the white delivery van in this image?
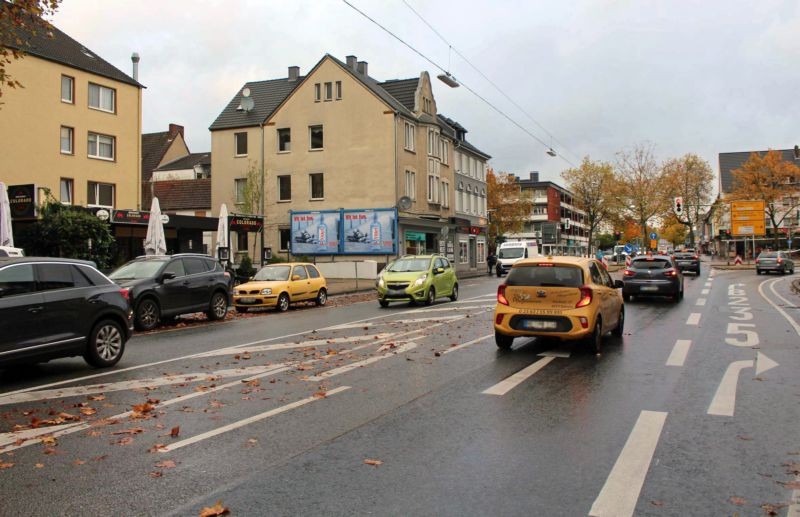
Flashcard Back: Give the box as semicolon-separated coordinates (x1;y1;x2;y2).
495;240;540;276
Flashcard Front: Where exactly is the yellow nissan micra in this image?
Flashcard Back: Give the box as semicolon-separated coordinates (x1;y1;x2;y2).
493;256;624;353
233;263;327;313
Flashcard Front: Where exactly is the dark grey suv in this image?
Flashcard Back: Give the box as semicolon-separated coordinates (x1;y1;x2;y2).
109;254;231;331
0;257;133;368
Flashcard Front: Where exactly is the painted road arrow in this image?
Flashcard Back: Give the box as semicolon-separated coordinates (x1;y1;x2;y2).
708;352;778;416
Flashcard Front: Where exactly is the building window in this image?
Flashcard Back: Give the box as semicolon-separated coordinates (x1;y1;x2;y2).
442;180;450;208
60;126;73;154
237;231;248;252
427;128;437;156
309;125;323;150
88;83;115;112
61;75;74;103
279;229;291;251
309;173;324;200
477;241;486;264
87;132;115;160
455;152;462;173
456;184;463;212
427;158;440;203
60;178;73;205
440;139;449;165
278;128;291;152
405;170;416;200
335;81;342;100
467;185;473;213
278;175;291;201
404;122;415;151
314;83;321;102
87;182;114;208
324;82;333;101
235;132;248;156
234;178;246;204
459;240;469;264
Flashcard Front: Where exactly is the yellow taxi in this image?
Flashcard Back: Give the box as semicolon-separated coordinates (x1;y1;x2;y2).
233;263;327;313
493;256;624;353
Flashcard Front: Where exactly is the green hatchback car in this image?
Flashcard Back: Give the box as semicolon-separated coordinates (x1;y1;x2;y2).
376;255;459;307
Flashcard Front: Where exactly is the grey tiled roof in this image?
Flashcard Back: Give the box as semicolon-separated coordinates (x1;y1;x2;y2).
156;153;211;171
379;78;418;112
439;114;490;159
718;149;799;194
326;55;416;118
209;77;304;131
1;10;141;87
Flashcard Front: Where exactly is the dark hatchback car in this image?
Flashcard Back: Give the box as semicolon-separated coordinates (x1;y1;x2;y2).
756;251;795;275
0;257;132;368
622;255;684;302
673;251;701;275
109;254;231;331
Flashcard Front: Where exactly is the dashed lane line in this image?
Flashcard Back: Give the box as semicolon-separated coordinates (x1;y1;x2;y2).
305;342;419;381
482;356;557;396
686;313;701;325
589;410;668;517
441;334;494;355
666;340;692;367
701;288;709;295
194;334;393;357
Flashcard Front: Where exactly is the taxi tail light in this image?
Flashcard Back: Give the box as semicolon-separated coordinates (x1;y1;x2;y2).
623;269;635;277
497;284;509;306
663;270;678;277
495;313;504;325
575;286;593;308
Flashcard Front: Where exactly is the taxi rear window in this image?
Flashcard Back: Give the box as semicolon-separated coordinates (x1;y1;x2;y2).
506;265;583;287
631;259;671;269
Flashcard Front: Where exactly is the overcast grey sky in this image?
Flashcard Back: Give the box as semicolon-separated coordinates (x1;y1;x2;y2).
52;0;800;185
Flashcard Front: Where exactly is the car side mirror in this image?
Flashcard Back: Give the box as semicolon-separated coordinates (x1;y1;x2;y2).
435;267;445;274
614;279;624;289
160;272;176;283
291;275;301;281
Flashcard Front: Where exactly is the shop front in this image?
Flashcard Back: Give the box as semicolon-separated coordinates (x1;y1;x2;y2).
451;217;487;275
399;217;454;263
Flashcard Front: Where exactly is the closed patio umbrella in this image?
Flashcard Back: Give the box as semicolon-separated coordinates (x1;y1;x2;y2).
143;197;166;256
215;203;229;259
0;182;13;248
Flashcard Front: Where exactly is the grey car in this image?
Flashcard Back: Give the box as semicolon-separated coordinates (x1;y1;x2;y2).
622;255;684;301
673;251;700;275
756;251;795;275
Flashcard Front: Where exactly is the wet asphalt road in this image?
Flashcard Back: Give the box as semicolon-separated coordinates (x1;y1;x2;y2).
1;265;799;516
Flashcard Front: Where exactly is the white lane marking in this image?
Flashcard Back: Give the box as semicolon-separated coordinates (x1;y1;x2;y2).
666;340;692;367
788;475;800;517
482;356;556;396
538;350;571;358
696;298;706;306
0;423;79;449
305;342;418;381
686;313;701;325
0;365;293;452
760;278;800;337
701;288;709;295
0;364;289;406
159;386;351;453
411;304;493;312
708;360;752;416
194;334;392;357
704;282;712;288
756;351;779;376
441;334;493;355
589;410;668;517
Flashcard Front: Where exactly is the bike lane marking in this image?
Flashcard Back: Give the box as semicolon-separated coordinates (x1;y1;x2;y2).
589;410;668;517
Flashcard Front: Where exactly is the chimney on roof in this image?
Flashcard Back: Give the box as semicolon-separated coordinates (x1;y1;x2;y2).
529;171;539;182
288;66;299;81
131;52;140;81
357;61;368;76
346;55;357;69
169;124;184;139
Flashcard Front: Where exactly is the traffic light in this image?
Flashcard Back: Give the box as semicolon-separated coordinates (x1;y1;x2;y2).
614;231;622;241
673;196;683;215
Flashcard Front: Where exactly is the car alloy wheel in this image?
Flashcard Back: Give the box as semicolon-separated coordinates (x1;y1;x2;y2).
84;319;125;368
612;308;624;337
425;287;435;306
207;292;227;321
588;320;602;354
277;293;290;312
449;284;459;302
135;299;160;331
315;288;328;306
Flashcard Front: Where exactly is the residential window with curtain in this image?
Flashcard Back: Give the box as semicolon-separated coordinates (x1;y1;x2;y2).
60;126;73;154
61;75;74;103
314;83;321;102
87;132;115;160
324;82;333;101
88;83;115;112
87;182;114;208
442;180;450;208
427;158;440;203
60;178;73;205
335;81;342;100
405;170;416;200
404;122;415;151
234;178;247;204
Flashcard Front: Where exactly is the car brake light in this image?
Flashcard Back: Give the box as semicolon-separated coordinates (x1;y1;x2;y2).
118;288;130;301
623;269;635;276
575;286;593;308
693;255;699;260
755;258;759;264
663;270;677;277
777;258;783;264
497;284;509;306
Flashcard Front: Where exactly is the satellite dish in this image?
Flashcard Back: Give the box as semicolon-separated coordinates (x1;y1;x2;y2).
239;96;255;112
397;196;412;210
242;87;251;98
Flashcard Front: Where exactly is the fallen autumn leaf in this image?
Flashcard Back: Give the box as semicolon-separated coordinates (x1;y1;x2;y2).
199;501;230;517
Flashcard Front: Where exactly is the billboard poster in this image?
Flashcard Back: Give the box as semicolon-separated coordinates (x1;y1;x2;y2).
341;208;396;254
290;210;340;255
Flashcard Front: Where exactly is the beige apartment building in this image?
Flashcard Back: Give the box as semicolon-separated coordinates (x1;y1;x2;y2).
0;21;142;231
210;54;489;269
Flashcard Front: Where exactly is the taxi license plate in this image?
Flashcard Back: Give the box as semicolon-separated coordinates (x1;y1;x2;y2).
238;297;257;304
522;320;558;330
640;286;658;292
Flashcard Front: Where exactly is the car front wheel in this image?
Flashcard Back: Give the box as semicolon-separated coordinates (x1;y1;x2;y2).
135;298;160;331
425;287;435;306
315;288;327;306
277;293;290;312
207;292;228;321
84;319;125;368
379;299;389;307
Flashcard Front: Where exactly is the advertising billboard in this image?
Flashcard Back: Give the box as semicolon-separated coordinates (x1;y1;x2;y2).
341;208;397;254
290;210;340;255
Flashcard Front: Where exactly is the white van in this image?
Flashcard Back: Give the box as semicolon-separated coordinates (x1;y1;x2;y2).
496;241;540;276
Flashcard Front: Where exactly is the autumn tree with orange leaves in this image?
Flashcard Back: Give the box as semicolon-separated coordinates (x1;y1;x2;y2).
486;169;532;249
730;149;800;249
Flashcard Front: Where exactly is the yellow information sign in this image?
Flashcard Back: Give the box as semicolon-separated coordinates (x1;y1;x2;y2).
730;200;766;236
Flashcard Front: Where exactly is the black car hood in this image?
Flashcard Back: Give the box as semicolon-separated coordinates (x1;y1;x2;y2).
113;278;153;289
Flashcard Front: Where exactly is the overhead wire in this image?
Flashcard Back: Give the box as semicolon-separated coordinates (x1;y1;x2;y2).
341;0;577;168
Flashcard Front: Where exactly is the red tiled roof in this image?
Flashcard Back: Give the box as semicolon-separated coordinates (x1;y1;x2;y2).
153;179;211;211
